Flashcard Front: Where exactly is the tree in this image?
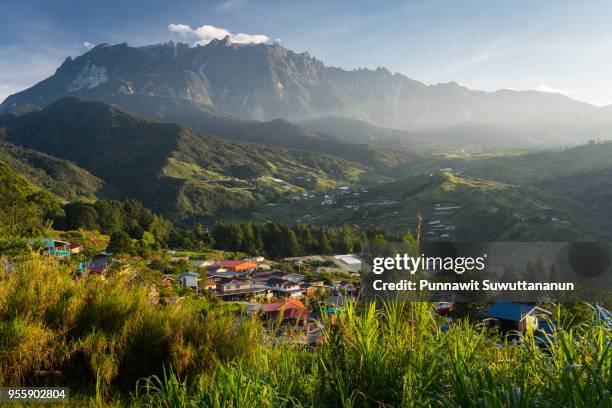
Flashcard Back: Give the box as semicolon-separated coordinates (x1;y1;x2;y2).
64;203;99;231
227;224;244;251
107;231;134;254
0;163;54;238
317;229;333;255
240;222;261;254
284;230;300;257
335;225;354;253
94;200;124;234
401;230;417;255
136;231;158;256
212;222;231;250
372;233;386;246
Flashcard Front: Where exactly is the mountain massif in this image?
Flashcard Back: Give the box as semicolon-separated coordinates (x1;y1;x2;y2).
3;38;612;147
2;39;612;240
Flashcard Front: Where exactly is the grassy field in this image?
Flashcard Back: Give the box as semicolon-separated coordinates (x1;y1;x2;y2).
0;255;609;407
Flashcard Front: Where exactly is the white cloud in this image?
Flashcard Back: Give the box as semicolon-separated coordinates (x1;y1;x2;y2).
83;41;94;50
167;23;269;45
167;24;193;37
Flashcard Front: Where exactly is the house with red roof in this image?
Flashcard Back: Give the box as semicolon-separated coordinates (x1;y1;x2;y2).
262;298;309;322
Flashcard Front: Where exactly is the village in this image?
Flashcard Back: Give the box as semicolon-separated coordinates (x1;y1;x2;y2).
26;237;365;345
29;236;612;348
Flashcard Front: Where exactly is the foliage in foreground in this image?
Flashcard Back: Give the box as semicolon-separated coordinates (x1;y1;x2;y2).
136;302;610;408
0;256;609;407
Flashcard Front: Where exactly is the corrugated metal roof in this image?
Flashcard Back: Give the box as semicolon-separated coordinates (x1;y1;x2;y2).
488;302;542;321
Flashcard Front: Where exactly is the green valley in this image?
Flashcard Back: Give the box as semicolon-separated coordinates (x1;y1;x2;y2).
0;97;385;222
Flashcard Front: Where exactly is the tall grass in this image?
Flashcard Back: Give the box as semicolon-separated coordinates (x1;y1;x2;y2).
138;300;610;408
0;254;262;397
0;255;610;406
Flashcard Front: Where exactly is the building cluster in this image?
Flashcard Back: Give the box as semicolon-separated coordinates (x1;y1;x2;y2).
165;257;358;303
425;203;460;240
29;238;114;275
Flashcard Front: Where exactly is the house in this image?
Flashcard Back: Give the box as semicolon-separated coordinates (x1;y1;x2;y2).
189;259;214;269
161;275;177;287
177;272;199;290
213;277;272;300
333;254;362;273
244;256;265;263
68;243;83;254
327;294;353;308
301;280;328;297
88;252;113;274
266;278;304;298
333;280;357;294
262;298;309;322
204;280;218;291
487;302;551;335
256;262;271;271
33;238;73;257
207;270;245;280
207;260;258;273
216;277;253;293
252;270;273;279
251;273;274;286
283;273;306;283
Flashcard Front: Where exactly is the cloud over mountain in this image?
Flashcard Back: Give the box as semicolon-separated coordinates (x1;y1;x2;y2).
167;23;269;45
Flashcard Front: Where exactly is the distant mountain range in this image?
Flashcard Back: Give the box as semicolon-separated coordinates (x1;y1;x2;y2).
3;37;612;147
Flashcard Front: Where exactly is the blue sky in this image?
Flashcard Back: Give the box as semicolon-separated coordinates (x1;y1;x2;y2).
2;0;612;105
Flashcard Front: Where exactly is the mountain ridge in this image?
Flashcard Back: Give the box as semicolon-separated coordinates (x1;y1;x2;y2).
3;40;611;146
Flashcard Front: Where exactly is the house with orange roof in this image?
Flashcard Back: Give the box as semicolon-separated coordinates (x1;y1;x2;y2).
262;298;309;322
206;260;258;273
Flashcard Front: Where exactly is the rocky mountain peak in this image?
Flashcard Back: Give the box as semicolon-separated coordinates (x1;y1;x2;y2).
208;35;233;48
1;39;605;139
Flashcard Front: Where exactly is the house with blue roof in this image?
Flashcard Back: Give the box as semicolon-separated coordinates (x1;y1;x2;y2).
488;302;551;335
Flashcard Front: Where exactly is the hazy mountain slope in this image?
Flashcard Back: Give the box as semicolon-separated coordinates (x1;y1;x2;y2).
2;39;610;146
296;116;443;150
91;94;414;171
0;97;376;221
460;142;612;185
420;122;533;150
454;142;612;226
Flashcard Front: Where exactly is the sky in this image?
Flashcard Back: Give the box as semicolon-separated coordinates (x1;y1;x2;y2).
2;0;612;105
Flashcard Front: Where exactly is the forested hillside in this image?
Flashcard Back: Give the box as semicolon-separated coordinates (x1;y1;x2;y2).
1;98;383;222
